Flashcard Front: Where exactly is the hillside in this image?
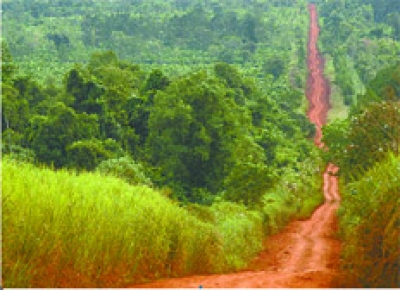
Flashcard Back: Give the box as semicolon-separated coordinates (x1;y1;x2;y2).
2;0;399;287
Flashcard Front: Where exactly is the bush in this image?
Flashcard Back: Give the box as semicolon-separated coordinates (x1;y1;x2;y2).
210;202;263;270
260;155;324;233
261;192;294;234
1;144;36;163
96;156;151;186
66;139;113;170
323;101;400;182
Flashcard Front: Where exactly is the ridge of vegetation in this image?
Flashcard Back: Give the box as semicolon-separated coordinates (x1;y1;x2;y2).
323;62;399;288
2;40;316;205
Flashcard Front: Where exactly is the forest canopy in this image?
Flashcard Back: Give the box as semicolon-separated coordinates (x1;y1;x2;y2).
2;0;399;204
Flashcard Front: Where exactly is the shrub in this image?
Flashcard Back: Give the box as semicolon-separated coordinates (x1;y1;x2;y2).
66;139;113;170
96;156;151;186
260;156;324;233
1;144;36;163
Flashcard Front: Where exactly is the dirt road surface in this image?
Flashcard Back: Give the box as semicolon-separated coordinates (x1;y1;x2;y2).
130;3;341;288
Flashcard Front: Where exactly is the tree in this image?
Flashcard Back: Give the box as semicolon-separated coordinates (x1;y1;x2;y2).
213;62;255;106
87;50;119;72
140;69;170;94
27;102;100;167
322;118;351;165
96;156;151;185
223;135;275;205
356;63;400;111
1;85;27;134
63;52;146;155
262;57;285;79
126;69;171;146
65;66;104;114
146;71;253;201
1;41;16;84
324;101;399;181
1;43;33;152
66;139;112;170
240;13;258;44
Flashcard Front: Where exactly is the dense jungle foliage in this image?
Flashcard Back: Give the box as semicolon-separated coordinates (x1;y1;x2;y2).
2;0;322;204
322;61;399;288
2;0;399;287
2;43;317;204
2;0;399;202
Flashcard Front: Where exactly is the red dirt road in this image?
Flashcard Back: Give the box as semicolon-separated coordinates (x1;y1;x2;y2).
131;202;341;288
130;4;341;288
306;6;330;149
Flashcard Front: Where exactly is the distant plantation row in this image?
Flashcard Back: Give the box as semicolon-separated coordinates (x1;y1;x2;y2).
3;0;310;86
3;156;322;287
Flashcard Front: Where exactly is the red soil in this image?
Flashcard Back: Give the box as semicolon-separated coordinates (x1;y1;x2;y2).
129;3;341;288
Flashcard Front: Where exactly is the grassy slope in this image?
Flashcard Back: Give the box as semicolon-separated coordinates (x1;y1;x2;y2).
2;155;322;287
336;153;400;287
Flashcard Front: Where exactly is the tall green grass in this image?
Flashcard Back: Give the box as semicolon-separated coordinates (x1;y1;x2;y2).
263;155;324;228
336;152;399;287
3;154;323;287
2;158;263;287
